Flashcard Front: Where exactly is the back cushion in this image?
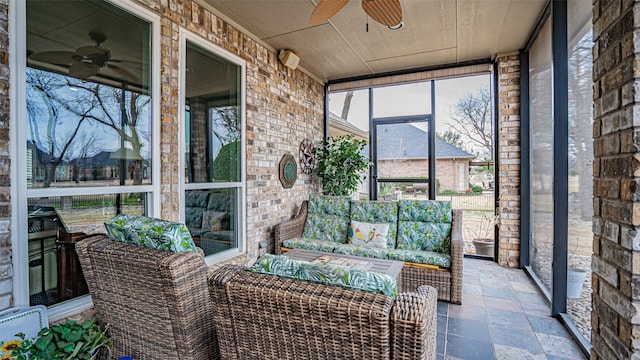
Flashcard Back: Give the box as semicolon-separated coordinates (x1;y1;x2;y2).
350;200;398;248
106;215;197;252
302;195;350;243
397;200;452;253
185;191;209;229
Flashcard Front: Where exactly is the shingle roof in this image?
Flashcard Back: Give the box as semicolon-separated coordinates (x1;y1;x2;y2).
366;123;475;160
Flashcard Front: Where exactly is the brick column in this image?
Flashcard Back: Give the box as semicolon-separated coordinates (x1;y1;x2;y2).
496;54;521;268
591;0;640;358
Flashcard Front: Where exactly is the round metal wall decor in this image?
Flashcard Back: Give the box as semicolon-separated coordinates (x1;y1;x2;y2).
279;154;297;188
299;138;315;174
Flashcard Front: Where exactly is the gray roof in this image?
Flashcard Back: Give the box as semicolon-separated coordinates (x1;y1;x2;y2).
366;123;475;160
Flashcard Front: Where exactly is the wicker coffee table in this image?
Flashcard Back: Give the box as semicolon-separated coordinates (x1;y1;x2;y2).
283;248;404;289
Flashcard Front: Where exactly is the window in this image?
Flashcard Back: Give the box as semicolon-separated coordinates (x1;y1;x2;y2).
19;0;158;314
181;35;245;259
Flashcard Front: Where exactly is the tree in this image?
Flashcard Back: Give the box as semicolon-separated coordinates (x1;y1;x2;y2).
448;87;493;159
437;130;468;153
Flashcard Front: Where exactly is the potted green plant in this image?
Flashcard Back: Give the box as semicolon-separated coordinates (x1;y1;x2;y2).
313;135;369;196
0;318;112;360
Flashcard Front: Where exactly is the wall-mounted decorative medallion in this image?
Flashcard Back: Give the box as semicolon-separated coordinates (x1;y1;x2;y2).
299;138;315;174
279;154;297;188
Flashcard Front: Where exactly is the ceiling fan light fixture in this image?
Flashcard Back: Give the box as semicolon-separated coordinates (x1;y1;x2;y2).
386;21;404;30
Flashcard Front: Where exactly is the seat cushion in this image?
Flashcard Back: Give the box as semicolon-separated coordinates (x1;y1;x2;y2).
387;249;451;268
333;243;391;259
283;238;339;253
350;200;398;248
249;254;397;297
397;200;453;254
302;195;351;243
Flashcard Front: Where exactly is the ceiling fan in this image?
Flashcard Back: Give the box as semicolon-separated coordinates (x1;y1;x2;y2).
28;31;140;83
310;0;402;27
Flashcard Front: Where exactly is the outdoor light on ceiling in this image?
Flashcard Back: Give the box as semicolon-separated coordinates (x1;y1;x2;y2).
387;21;404;30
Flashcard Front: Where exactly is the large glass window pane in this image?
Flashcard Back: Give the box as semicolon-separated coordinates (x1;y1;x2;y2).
373;82;431;118
26;0;153;307
567;0;593;341
529;16;554;292
185;189;238;256
185;42;241;184
27;193;146;306
26;1;152;189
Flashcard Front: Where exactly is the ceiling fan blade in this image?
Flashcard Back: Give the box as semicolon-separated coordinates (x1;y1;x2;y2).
361;0;402;27
69;61;98;79
76;45;108;57
28;51;75;65
106;63;140;84
310;0;349;26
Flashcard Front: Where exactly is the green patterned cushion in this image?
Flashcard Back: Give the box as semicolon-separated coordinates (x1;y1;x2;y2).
283;238;339;253
397;200;452;254
350;200;398;248
397;222;452;253
249;254;397;297
334;243;391;259
387;249;451;268
302;214;349;243
110;215;197;252
398;200;452;222
308;195;351;217
104;214;137;242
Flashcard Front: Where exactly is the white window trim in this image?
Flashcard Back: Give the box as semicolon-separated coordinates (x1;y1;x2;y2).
10;0;161;320
178;28;247;263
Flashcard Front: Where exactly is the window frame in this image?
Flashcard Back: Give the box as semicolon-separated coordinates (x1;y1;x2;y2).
178;28;247;265
11;0;161;321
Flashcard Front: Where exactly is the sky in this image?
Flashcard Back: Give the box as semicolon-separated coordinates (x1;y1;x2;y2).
328;74;491;137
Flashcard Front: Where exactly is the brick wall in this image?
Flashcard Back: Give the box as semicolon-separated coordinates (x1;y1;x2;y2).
138;0;324;260
377;159;469;191
0;0;9;309
591;0;640;358
496;55;521;268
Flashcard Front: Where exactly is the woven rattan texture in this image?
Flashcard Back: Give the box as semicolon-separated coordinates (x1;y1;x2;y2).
209;265;437;360
274;201;307;254
76;235;220;360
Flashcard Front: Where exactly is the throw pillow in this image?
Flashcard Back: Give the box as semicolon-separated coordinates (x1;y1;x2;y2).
202;211;227;232
348;220;389;249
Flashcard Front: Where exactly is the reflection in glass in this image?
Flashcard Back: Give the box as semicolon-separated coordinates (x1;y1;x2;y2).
567;0;593;341
185;188;238;256
185;42;241;184
26;0;152;189
529;17;554;292
27;193;146;306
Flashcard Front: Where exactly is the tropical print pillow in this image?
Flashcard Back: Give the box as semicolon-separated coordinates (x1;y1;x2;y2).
249;254;397;297
106;215;197;252
104;213;137;242
397;221;452;253
348;220;389;249
398;200;452;222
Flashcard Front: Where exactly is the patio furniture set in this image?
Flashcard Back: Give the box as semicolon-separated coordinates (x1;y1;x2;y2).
73;195;461;359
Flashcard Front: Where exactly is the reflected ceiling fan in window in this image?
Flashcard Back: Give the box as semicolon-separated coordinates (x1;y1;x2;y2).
28;31;140;83
310;0;402;27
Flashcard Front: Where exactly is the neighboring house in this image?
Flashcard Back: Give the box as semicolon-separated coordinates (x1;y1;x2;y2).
373;123;475;193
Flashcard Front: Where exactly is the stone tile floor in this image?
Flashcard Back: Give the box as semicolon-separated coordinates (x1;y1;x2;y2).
437;258;587;359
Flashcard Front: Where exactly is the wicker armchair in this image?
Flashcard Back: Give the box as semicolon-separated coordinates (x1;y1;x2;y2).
274;200;464;304
76;235;220;360
209;265;438;360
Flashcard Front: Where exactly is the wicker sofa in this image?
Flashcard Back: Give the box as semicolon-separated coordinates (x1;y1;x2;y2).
76;234;220;360
208;264;438;360
274;195;463;304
